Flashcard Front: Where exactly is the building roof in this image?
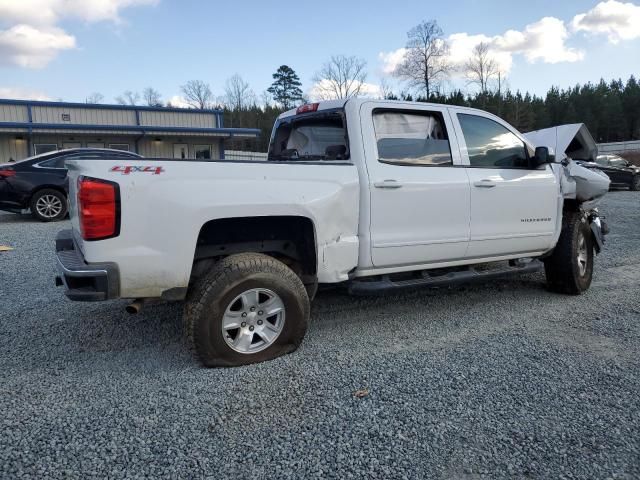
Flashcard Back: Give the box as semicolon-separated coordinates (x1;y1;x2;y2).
0;98;260;138
0;98;223;114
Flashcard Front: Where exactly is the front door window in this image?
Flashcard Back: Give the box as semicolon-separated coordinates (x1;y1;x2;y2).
458;114;530;169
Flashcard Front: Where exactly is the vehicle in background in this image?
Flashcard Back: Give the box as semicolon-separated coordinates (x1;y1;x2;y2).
582;154;639;191
55;100;610;367
0;148;142;221
525;125;639;192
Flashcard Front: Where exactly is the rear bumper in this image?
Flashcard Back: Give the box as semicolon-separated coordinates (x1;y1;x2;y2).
55;229;119;301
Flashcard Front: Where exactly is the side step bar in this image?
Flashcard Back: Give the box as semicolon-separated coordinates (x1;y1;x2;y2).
348;260;543;296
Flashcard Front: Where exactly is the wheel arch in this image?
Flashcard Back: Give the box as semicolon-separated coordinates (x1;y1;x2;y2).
191;215;318;283
29;184;68;203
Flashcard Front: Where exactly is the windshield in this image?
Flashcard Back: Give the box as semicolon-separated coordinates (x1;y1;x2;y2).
609;157;628;167
268;110;348;161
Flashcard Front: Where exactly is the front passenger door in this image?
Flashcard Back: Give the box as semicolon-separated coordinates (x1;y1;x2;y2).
453;112;559;258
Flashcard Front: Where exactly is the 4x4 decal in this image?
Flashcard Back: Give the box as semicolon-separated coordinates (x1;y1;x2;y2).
111;166;164;175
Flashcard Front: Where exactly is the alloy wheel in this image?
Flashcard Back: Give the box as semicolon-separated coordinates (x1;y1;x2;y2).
221;288;285;354
35;194;63;219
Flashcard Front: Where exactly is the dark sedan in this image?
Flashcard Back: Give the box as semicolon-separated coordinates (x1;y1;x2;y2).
0;148;141;221
578;154;640;191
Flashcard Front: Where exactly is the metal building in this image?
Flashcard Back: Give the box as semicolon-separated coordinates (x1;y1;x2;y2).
0;99;260;163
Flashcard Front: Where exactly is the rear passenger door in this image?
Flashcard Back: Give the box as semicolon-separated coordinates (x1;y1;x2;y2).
451;110;558;258
360;102;470;268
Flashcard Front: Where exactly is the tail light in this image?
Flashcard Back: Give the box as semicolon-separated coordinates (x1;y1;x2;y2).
296;103;319;114
0;169;16;178
77;176;120;240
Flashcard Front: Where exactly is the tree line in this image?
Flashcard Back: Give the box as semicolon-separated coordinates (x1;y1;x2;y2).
82;18;640;149
386;77;640;144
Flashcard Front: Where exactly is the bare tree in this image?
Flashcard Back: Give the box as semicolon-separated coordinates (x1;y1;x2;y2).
394;20;450;98
115;90;140;106
180;80;213;109
379;79;395;99
312;55;368;100
142;87;163;107
85;92;104;104
224;74;255;111
465;42;500;93
260;90;274;109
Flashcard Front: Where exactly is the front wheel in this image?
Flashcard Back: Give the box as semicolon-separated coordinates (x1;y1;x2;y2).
30;189;67;222
183;253;310;367
544;211;594;294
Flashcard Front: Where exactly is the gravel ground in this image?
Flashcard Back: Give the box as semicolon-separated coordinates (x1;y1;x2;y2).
1;192;639;479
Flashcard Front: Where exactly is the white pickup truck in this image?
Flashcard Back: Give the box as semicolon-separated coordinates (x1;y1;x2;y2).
55;99;610;367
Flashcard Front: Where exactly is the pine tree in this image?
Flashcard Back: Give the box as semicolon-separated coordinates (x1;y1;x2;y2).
267;65;304;110
622;76;640;140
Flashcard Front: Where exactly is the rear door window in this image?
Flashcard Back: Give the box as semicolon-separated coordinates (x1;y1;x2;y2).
38;151;139;169
39;156;68;168
373;110;452;166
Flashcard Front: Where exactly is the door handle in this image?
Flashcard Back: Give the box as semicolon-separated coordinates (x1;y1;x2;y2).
374;180;403;189
473;179;496;188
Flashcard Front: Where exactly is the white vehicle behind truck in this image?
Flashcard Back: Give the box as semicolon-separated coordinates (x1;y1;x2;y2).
55;99;610;367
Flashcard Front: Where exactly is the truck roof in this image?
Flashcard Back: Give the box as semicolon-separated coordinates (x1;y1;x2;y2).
279;98;491;119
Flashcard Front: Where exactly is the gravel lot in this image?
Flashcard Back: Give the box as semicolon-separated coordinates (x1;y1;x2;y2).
1;192;639;479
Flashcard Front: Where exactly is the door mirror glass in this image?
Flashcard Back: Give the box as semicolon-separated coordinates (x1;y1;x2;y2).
533;146;553;167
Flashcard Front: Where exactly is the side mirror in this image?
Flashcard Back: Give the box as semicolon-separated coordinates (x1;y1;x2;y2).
533;146;553;167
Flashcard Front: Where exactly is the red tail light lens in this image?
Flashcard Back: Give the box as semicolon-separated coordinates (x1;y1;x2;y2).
296;103;319;114
77;176;120;240
0;169;16;178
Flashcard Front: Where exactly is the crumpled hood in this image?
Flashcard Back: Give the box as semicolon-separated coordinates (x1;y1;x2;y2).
526;123;608;203
524;123;597;162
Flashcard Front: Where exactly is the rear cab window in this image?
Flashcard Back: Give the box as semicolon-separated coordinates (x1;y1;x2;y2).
268;109;349;161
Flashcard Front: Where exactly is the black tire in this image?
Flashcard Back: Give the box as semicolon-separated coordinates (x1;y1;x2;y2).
544;211;594;294
184;253;310;367
305;281;319;301
30;189;68;222
631;175;640;191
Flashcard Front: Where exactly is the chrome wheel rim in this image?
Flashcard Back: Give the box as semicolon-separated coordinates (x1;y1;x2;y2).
36;194;63;219
577;231;588;277
221;288;285;354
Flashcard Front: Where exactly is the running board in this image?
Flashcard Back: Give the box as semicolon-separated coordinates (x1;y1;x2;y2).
348;260;543;296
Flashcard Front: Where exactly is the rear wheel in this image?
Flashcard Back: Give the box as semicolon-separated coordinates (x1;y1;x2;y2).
631;175;640;191
30;189;67;222
184;253;310;367
544;211;594;294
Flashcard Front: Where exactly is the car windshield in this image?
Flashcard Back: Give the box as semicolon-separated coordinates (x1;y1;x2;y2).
609;157;628;167
268;110;348;161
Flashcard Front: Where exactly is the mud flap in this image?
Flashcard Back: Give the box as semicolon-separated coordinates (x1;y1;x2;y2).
590;218;607;254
